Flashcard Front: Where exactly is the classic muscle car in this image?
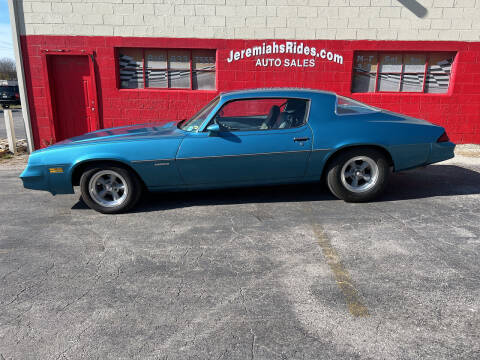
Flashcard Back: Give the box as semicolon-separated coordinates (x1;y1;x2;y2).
20;88;455;213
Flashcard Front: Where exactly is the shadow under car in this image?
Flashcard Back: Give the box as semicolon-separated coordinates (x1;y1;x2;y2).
71;164;480;213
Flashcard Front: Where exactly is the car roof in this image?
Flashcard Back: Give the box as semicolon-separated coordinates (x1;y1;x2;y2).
219;88;337;101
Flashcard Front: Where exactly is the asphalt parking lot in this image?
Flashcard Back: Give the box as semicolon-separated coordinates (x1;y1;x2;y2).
0;109;26;140
1;157;479;359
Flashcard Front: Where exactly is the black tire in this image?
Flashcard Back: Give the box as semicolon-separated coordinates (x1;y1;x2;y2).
79;164;142;214
326;148;390;203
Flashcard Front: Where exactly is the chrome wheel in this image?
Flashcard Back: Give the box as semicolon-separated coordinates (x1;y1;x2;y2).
340;156;379;193
88;170;128;208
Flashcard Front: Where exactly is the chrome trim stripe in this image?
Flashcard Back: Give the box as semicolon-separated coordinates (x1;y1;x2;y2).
177;149;313;161
131;159;174;163
132;149;331;163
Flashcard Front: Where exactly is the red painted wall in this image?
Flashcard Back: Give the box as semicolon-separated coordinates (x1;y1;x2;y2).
20;35;480;148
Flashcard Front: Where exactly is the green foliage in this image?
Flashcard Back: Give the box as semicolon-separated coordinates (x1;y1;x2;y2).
0;58;17;81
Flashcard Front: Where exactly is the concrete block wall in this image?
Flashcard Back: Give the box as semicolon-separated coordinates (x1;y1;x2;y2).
17;0;480;41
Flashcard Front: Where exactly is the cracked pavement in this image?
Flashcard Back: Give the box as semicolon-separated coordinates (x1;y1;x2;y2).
0;157;479;359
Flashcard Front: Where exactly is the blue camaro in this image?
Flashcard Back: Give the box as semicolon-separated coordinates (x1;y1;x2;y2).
20;88;455;213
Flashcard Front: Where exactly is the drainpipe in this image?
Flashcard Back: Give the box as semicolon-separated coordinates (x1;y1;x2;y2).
7;0;34;153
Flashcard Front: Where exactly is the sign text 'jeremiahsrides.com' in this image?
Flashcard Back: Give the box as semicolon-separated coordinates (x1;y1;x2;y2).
226;41;344;68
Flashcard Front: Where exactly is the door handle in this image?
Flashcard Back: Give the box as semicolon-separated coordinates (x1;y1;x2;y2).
293;137;310;142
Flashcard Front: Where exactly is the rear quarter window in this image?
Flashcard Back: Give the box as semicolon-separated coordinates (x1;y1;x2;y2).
335;96;379;115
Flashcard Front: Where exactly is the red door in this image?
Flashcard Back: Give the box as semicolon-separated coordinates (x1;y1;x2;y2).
47;55;99;142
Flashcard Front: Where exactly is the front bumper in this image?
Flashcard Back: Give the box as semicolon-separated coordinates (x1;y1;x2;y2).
20;164;74;195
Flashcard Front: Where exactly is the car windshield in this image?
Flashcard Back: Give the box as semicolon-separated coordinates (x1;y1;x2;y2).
179;96;220;132
336;96;379;115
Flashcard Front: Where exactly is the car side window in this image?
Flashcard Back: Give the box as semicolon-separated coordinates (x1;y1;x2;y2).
206;98;308;132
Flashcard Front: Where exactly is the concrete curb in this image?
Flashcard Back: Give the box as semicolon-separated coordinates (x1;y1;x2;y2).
454;144;480;157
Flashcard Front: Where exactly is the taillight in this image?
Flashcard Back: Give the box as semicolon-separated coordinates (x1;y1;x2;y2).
437;132;449;143
15;93;20;99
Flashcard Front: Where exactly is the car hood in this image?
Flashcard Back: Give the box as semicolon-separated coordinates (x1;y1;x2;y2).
52;121;185;146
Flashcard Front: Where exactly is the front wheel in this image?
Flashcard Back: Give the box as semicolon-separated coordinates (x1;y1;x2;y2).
326;149;390;202
80;165;142;214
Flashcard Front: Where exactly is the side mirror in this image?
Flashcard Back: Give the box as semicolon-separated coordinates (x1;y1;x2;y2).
206;123;220;135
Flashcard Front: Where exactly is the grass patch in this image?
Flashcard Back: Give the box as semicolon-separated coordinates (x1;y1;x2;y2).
0;152;14;160
0;105;22;110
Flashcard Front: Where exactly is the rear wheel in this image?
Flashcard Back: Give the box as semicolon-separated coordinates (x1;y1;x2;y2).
326;148;390;202
80;165;142;214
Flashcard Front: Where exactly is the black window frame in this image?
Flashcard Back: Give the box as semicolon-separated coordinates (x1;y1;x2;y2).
117;48;216;91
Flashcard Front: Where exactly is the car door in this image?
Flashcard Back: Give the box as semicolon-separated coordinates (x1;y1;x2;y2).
176;97;313;186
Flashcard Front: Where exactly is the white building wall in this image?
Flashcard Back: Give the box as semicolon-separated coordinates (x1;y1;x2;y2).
17;0;480;41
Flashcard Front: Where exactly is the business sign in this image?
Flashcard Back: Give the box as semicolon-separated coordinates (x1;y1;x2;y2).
226;41;344;68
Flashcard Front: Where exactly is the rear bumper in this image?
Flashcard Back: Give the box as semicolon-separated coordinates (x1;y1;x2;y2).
0;99;20;106
20;165;74;195
428;142;455;164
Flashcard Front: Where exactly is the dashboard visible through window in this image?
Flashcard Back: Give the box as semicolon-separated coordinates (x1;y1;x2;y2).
179;96;220;132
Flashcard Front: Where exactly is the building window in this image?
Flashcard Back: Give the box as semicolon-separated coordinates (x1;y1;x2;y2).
118;48;216;90
352;52;455;94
